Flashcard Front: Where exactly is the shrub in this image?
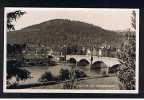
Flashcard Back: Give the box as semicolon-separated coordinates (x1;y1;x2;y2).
7;60;31;81
39;72;57;82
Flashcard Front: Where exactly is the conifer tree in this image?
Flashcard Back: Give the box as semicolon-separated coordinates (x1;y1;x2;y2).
118;11;136;90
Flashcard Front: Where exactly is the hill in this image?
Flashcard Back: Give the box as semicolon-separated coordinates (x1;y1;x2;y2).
7;19;124;49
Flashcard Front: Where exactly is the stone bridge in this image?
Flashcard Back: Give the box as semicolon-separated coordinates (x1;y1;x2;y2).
66;55;121;67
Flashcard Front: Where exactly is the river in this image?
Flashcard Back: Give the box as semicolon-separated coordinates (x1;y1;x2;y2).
19;62;103;84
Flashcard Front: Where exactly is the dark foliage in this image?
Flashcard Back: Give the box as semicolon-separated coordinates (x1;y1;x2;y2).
118;33;136;90
117;11;136;90
39;68;87;83
7;11;28;82
7;10;26;31
7;60;30;80
39;72;58;82
7;44;26;56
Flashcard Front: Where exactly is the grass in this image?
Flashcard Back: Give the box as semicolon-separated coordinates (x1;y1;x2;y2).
30;75;122;90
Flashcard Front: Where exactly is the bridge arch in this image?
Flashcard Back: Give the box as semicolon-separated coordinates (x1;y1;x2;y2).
48;55;54;59
109;64;121;73
111;64;121;68
68;58;77;64
77;59;90;66
91;61;107;70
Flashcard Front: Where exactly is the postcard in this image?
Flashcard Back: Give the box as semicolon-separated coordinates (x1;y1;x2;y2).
3;8;139;93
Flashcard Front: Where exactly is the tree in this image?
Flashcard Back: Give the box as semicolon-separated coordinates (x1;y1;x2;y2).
59;69;70;81
7;10;31;87
63;66;77;89
118;11;136;90
7;10;26;31
7;60;31;87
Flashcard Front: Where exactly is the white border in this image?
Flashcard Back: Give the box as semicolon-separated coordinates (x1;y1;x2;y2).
3;8;139;93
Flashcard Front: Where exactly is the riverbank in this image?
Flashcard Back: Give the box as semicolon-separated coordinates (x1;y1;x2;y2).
25;75;123;90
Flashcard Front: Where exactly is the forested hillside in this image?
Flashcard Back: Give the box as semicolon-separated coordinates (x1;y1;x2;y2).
7;19;125;49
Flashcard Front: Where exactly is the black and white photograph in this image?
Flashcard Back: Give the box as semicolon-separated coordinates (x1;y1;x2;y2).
3;8;139;93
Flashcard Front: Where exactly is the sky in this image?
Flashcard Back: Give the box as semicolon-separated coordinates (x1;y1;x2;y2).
5;8;137;31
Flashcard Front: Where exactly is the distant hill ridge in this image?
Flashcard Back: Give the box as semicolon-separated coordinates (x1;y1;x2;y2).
7;19;124;48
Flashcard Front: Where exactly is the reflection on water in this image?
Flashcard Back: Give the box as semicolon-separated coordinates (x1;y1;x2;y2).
19;63;101;84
